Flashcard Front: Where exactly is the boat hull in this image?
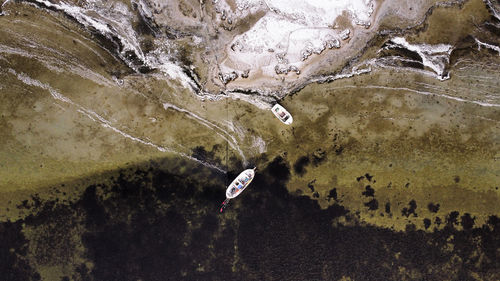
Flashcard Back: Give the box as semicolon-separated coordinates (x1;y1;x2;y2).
271;104;293;125
225;168;255;199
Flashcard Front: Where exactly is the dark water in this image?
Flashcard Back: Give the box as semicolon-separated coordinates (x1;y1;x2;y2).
1;156;500;280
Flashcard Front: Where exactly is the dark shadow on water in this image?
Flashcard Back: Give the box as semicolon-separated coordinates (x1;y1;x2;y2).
1;156;499;280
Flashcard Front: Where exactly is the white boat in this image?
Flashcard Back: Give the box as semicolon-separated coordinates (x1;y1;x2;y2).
220;168;256;212
271;104;293;125
226;168;255;198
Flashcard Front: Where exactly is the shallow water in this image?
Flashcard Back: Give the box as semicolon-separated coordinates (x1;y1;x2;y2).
0;0;499;279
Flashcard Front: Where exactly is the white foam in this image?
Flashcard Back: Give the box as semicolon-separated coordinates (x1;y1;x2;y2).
374;57;452;82
311;59;374;84
31;0;146;71
162;102;247;164
484;0;500;21
8;68;226;173
226;90;275;110
20;0;312;109
386;37;453;80
475;38;500;56
146;49;200;91
251;135;267;154
0;0;12;15
327;84;500;108
0;42;115;88
134;0;153;18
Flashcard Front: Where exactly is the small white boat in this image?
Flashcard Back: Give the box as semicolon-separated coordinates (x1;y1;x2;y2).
220;167;256;212
271;104;293;125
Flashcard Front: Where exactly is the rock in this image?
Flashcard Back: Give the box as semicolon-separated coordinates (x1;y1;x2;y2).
274;64;289;75
301;46;313;61
230;41;243;52
289;65;300;75
326;38;340;49
340;29;350;40
275;64;300;75
275;52;288;64
218;71;238;84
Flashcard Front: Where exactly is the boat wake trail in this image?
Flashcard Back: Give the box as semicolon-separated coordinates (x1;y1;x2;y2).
7;68;226;173
162;102;247;165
